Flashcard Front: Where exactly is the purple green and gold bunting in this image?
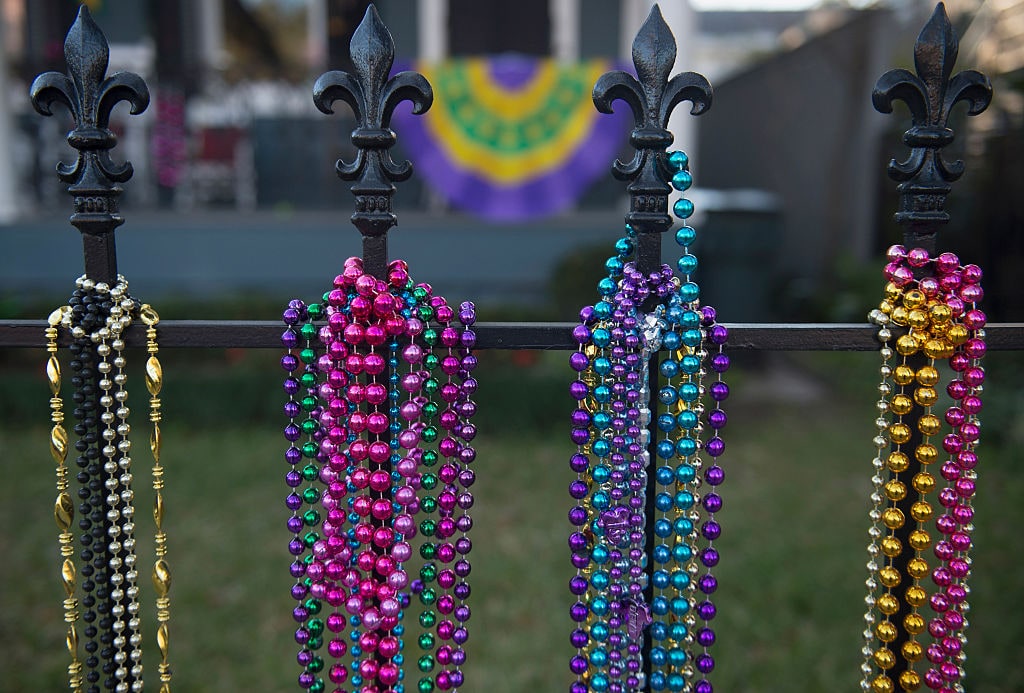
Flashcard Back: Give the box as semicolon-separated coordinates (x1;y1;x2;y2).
394;56;631;221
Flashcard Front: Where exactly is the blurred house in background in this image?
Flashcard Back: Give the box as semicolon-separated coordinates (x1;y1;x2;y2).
0;0;1019;319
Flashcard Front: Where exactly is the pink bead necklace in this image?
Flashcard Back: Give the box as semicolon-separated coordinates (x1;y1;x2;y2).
862;245;985;693
283;257;476;693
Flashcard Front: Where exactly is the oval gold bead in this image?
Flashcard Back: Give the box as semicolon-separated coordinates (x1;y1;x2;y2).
875;621;898;643
882;507;906;530
153;559;172;597
884;480;907;502
872;674;895;693
881;536;903;557
154;493;164;526
878;593;900;615
890;394;914;416
915;366;939;386
914;444;938;465
917;414;941;436
879;299;895;315
898;669;922;691
905;585;927;607
884;283;902;302
889;423;912;445
893;365;916;385
901;640;924;662
910;501;933;523
61;558;77;593
887;451;910;473
891;306;910;326
903;289;926;309
54;492;74;531
50;424;68;463
912;472;936;494
908;529;931;551
48;307;66;326
907;309;928;329
146;356;163;396
879;566;902;587
47;355;61;394
157;622;170;657
873;648;896;670
913;387;937;407
947;324;969;345
67;626;78;653
907;557;929;580
151;424;162;462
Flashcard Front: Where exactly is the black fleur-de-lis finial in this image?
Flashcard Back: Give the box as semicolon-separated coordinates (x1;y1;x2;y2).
873;2;992;250
30;5;150;284
313;4;433;279
593;4;712;274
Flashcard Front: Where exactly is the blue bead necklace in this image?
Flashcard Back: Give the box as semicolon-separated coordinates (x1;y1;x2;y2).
568;151;731;693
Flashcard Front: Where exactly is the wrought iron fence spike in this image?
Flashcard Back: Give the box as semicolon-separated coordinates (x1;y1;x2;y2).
29;5;149;284
313;4;433;279
872;2;992;252
593;4;712;278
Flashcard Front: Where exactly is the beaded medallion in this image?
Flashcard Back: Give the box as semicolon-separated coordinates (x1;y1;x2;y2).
862;246;985;693
568;152;729;693
283;257;477;693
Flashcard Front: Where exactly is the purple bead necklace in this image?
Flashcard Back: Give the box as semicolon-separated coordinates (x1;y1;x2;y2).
569;151;730;693
283;257;476;693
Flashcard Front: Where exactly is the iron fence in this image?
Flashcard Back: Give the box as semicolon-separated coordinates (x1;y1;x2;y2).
1;2;1022;692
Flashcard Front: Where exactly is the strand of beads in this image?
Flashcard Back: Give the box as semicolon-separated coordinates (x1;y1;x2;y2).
51;274;154;692
284;258;475;693
924;254;984;693
141;305;173;693
47;306;83;691
862;246;985;693
568;148;730;693
569;239;642;692
94;280;144;693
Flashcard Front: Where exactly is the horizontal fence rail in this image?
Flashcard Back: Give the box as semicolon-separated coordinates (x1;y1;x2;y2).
2;319;1024;351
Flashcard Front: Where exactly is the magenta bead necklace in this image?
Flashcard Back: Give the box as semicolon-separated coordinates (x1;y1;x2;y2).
862;245;985;693
283;257;476;693
568;151;730;693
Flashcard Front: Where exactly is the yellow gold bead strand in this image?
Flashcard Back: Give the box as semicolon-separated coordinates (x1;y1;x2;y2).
48;306;84;692
142;304;173;692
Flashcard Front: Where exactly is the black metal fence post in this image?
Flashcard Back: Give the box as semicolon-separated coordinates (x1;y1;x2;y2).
871;3;992;687
312;4;432;280
29;6;149;286
29;6;151;691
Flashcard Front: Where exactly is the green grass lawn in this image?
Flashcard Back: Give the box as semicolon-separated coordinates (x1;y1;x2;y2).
1;352;1022;691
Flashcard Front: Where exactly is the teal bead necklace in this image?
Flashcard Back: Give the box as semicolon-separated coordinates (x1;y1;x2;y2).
568;151;730;693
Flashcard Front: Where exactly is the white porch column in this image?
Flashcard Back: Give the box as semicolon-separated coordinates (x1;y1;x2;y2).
197;0;226;84
418;0;447;61
552;0;580;62
0;10;18;223
307;0;328;73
